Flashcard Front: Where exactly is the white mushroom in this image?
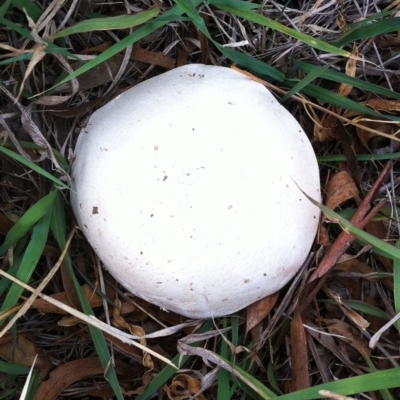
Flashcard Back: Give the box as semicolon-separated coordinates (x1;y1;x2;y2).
71;64;321;319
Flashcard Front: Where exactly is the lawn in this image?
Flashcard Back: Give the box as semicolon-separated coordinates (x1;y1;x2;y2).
1;0;400;399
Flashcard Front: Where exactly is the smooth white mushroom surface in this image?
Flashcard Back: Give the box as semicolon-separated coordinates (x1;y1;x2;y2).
71;64;321;319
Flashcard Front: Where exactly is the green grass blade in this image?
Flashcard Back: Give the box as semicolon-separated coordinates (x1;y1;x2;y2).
50;7;160;39
0;361;30;375
277;367;400;399
0;256;23;297
0;53;38;67
0;190;57;256
335;17;400;46
321;300;390;320
174;0;204;26
50;195;124;400
215;355;277;399
2;140;69;171
394;239;400;331
136;320;213;400
305;194;400;261
281;63;332;103
217;318;231;399
211;1;351;57
365;359;394;400
46;1;202;91
0;205;53;314
221;48;284;81
208;0;261;10
294;61;400;100
10;0;42;20
287;81;400;121
318;153;400;163
0;0;11;21
0;146;68;188
174;0;284;81
0;19;86;66
267;362;283;395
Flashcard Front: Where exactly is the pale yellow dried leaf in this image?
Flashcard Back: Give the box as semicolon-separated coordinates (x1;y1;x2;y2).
16;44;47;102
338;44;358;98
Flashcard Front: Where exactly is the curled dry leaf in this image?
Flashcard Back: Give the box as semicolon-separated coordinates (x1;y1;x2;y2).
336;12;347;29
246;292;279;334
337;44;358;98
313;112;338;142
290;307;310;391
113;298;154;370
164;373;206;400
325;171;359;211
33;357;133;400
323;287;370;330
355;118;395;151
306;322;364;375
322;318;371;359
0;335;53;380
16;43;47;102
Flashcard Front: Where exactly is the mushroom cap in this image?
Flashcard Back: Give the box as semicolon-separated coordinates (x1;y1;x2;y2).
71;64;321;319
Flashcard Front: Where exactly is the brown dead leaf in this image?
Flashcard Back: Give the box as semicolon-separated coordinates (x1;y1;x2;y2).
337;44;358;98
57;57;127;93
322;318;370;358
336;12;347;29
197;13;209;64
314;113;338;142
131;42;175;69
325;171;359;210
355;118;394;150
60;261;81;310
246;292;279;334
335;258;388;282
35;95;72;106
363;98;400;112
34;357;132;400
113;298;154;370
335;123;361;190
164;373;206;400
323;287;370;330
290;307;310;391
0;213;14;235
334;235;393;289
176;45;188;67
29;283;114;314
0;335;53;380
318;225;330;246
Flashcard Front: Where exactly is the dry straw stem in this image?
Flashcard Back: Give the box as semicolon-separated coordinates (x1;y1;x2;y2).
319;390;356;400
0;225;77;337
0;266;179;369
230;66;400;143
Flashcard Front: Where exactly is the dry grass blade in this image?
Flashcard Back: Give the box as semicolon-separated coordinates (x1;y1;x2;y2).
231;67;400;142
0;226;76;337
0;269;177;369
2;0;400;397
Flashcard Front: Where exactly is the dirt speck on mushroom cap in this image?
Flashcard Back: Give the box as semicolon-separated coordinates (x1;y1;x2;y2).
71;64;321;319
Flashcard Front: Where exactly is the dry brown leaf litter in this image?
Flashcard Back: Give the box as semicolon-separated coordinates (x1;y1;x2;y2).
1;0;400;398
